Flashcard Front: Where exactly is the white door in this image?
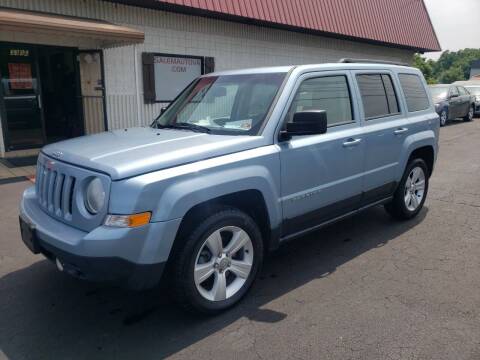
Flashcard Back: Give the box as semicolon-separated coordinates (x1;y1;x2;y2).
78;51;106;134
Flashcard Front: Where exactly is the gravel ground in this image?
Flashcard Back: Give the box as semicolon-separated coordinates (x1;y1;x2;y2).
0;119;479;360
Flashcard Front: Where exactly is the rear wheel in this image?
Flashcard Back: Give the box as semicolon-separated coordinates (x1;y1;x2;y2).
385;159;429;220
463;105;474;122
440;109;448;127
173;207;263;314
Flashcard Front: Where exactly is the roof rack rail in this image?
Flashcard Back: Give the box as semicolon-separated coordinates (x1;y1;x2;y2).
338;58;409;67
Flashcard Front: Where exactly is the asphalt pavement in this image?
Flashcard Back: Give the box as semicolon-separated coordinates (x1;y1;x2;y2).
1;119;479;360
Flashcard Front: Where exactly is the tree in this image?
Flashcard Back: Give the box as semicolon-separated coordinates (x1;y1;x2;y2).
412;54;437;84
412;49;480;84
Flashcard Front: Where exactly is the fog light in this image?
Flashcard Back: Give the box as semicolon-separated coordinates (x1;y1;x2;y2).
104;212;151;228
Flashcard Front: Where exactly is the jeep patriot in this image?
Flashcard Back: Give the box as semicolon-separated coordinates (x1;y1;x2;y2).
20;61;439;313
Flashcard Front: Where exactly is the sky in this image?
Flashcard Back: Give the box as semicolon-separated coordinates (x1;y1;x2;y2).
423;0;480;59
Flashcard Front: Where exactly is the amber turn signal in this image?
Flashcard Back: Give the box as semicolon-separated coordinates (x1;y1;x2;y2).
104;212;152;228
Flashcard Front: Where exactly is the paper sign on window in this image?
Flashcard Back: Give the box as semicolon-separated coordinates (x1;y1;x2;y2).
8;63;33;90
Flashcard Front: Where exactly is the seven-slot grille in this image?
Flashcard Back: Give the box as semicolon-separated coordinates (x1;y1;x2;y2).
36;160;76;220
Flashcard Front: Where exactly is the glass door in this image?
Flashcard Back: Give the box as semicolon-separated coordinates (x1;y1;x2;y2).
0;44;45;150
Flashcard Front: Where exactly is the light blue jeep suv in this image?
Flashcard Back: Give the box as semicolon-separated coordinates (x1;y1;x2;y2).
20;61;439;313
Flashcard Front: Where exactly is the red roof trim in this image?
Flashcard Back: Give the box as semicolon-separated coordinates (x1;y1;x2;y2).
109;0;441;52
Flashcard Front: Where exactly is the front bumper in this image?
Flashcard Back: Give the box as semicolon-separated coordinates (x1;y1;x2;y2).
20;186;182;290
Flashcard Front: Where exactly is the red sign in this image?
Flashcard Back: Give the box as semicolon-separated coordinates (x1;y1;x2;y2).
8;63;33;90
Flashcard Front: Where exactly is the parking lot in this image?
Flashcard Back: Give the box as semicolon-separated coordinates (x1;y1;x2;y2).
0;119;479;360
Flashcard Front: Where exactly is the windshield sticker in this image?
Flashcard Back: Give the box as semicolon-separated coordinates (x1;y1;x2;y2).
224;119;252;131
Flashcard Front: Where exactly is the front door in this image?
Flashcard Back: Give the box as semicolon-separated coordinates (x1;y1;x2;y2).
0;44;44;150
279;72;365;237
0;43;87;152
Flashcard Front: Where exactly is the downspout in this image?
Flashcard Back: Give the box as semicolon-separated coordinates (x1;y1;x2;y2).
133;44;142;126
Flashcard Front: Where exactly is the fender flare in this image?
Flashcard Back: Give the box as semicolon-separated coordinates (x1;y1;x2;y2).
396;130;436;180
150;165;282;229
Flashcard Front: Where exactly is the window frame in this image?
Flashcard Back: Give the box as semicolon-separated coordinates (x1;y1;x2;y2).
397;72;431;114
457;86;467;96
449;86;459;97
282;72;356;130
355;72;402;121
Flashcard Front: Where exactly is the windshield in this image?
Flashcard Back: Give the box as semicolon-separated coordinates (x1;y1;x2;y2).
429;86;449;101
153;73;286;135
465;86;480;96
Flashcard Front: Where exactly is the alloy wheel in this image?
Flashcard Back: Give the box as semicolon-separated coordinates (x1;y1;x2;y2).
440;110;447;126
194;226;254;302
404;166;426;211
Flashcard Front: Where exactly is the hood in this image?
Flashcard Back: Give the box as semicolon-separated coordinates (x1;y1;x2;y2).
42;127;264;180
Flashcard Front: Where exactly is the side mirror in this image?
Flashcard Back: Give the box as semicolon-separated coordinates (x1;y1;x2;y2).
160;106;167;115
449;93;458;99
281;110;328;140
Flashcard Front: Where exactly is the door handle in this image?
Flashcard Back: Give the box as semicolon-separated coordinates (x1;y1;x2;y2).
343;138;362;147
37;94;42;109
394;127;408;135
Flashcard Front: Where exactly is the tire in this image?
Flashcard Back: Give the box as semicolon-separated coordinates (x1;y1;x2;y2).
463;105;474;122
439;109;448;127
385;159;429;220
172;207;263;314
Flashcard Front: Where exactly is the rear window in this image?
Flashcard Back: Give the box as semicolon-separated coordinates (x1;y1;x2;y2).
356;74;399;119
466;86;480;95
398;74;430;112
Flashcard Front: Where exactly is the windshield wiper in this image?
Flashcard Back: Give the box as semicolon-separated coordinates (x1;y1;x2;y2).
163;122;211;133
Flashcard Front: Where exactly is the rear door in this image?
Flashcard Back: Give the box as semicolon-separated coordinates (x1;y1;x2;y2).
279;71;365;237
448;86;461;118
457;86;470;116
352;71;404;205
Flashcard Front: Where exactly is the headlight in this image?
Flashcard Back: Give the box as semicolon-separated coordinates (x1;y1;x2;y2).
85;178;105;214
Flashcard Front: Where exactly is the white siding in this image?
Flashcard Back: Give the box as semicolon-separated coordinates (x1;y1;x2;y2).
0;0;414;143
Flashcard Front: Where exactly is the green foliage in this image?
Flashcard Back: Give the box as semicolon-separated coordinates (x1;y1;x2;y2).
412;49;480;84
412;54;437;84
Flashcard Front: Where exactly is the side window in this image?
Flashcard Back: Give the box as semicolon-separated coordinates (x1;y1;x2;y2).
398;73;430;112
457;86;467;96
356;74;400;119
450;86;459;97
382;74;399;114
286;75;353;127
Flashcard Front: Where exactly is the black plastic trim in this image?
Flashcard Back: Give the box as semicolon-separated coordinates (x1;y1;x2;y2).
38;240;165;290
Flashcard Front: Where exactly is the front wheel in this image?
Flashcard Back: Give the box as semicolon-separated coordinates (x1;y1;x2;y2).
173;207;263;314
463;105;474;122
385;159;429;220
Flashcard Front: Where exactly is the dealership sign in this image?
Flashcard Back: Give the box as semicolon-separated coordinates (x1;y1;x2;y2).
142;53;214;103
154;55;202;102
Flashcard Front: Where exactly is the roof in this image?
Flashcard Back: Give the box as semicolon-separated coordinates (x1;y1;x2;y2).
454;80;480;86
111;0;441;52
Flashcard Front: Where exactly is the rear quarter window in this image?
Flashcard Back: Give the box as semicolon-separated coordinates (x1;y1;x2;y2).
398;74;430;112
